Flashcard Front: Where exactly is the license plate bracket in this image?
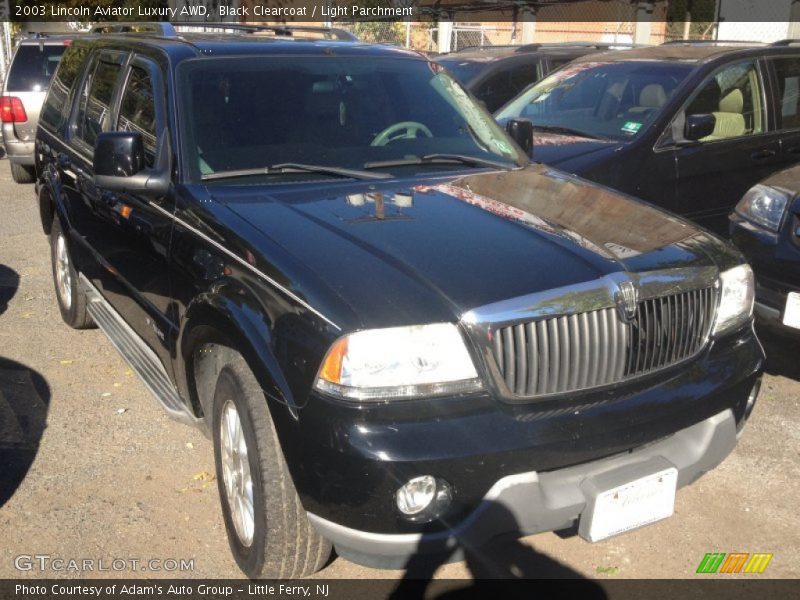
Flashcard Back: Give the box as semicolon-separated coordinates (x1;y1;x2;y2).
579;459;678;542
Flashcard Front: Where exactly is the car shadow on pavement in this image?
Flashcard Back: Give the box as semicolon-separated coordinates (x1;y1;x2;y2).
0;263;51;508
0;263;18;315
390;503;607;598
757;326;800;381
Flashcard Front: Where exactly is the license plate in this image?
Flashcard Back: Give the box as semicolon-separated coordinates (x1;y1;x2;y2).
585;468;678;542
783;292;800;330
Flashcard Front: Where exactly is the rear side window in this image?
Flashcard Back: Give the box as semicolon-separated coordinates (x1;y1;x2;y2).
6;44;66;92
475;62;540;113
548;58;575;72
40;45;89;132
770;57;800;130
75;57;123;149
117;65;157;167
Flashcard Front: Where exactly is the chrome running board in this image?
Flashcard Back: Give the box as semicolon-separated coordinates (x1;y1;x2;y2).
79;273;201;427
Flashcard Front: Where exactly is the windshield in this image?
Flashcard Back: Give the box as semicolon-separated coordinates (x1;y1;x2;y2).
178;56;525;183
496;61;693;141
7;44;66;92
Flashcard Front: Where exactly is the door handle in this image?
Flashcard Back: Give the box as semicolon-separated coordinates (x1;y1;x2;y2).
751;149;777;162
57;153;71;169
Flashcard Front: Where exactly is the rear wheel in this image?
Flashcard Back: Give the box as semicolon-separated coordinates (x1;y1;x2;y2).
212;351;331;578
10;162;35;184
50;218;93;329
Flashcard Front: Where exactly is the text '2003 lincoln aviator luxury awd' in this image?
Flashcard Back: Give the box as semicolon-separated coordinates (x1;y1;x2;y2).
35;24;763;578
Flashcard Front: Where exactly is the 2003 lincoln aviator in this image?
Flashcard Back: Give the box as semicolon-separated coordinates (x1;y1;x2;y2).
34;24;763;578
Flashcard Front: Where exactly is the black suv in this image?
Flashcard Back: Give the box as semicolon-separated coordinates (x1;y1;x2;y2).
36;24;763;578
434;42;631;113
496;41;800;235
730;166;800;336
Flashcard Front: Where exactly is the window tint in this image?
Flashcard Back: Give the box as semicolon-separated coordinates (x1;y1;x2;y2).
548;58;574;71
770;57;800;130
6;45;65;92
685;60;764;141
75;57;123;149
117;65;157;167
40;45;89;132
179;56;524;183
475;62;539;113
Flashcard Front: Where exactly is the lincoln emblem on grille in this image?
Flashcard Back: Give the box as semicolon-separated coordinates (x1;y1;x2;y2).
615;280;639;322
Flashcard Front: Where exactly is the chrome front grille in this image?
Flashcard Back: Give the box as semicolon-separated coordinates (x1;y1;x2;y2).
491;287;717;397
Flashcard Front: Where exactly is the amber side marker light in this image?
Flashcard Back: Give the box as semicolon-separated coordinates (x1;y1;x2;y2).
319;337;348;384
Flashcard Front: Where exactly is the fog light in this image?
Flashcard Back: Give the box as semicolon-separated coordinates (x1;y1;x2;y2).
395;476;452;522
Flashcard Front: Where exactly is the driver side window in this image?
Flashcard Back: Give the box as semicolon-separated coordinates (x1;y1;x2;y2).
684;60;764;142
117;64;158;168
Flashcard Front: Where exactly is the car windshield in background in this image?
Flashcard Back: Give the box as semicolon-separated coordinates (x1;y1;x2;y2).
497;61;693;141
6;45;66;92
434;57;493;83
178;56;526;183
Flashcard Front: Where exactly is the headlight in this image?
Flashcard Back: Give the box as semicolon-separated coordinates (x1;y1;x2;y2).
735;184;790;232
713;264;754;336
315;323;482;401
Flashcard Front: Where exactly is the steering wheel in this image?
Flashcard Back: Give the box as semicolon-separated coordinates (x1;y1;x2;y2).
371;121;433;146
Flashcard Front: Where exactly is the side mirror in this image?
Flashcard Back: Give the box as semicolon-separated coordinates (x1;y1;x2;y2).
684;113;716;141
93;131;170;196
505;118;534;156
94;131;144;177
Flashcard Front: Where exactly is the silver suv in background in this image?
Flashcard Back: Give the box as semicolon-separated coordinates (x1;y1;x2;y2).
2;35;70;183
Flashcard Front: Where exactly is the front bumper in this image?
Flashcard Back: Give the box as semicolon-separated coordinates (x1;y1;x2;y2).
279;324;762;567
730;215;800;335
309;408;739;568
754;287;800;335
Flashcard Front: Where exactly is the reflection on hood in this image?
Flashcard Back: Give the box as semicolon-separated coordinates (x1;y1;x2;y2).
440;165;696;260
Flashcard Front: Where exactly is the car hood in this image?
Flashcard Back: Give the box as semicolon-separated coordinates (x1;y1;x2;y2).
209;165;713;330
531;132;622;169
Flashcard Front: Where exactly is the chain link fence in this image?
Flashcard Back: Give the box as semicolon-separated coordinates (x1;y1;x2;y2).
336;0;798;54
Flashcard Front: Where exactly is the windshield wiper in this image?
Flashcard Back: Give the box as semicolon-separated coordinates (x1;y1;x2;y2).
532;125;607;140
363;153;516;171
201;162;391;182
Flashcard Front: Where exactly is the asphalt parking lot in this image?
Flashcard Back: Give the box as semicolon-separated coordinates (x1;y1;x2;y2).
0;161;798;581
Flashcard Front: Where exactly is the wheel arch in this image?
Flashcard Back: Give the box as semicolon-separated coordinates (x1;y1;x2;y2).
38;167;69;236
176;289;302;435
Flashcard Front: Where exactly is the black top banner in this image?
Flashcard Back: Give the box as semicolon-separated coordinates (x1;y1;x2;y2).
4;0;800;23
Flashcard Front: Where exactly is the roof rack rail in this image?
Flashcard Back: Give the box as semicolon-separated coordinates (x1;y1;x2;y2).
90;22;177;36
516;41;644;52
90;21;357;42
770;39;800;46
171;22;357;41
454;41;644;53
661;39;762;45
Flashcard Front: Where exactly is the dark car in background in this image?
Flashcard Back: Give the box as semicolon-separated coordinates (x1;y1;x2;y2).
36;25;763;579
496;42;800;235
730;167;800;336
434;42;634;113
2;34;71;183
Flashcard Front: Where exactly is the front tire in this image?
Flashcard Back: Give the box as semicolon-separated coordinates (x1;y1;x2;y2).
50;217;94;329
10;162;35;184
212;352;331;578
